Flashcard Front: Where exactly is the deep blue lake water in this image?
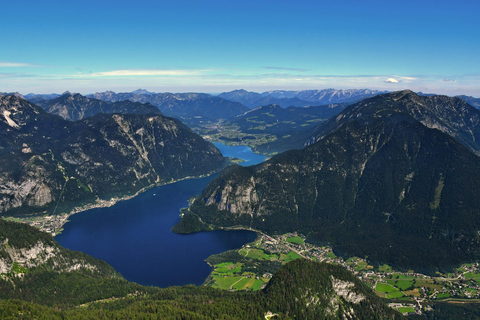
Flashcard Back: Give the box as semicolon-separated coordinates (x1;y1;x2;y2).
55;142;266;287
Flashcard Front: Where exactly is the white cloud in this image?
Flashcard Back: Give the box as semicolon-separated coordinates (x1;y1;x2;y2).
0;62;35;67
84;69;210;77
385;78;399;83
264;66;310;72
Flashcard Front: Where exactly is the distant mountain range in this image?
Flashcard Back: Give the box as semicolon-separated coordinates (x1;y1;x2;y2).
456;95;480;109
218;88;388;108
175;90;480;272
4;89;479;113
90;90;249;120
0;94;225;216
35;92;161;121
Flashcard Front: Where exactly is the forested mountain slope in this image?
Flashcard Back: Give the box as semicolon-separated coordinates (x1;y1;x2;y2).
0;94;225;216
176;91;480;272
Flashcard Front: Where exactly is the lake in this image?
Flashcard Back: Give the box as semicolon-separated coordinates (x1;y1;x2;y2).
55;142;266;287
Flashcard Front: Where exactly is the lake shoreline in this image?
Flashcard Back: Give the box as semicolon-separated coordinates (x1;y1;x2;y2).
3;143;268;237
2;168;224;237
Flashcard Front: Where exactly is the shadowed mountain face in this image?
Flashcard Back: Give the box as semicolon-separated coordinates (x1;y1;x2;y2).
224;103;347;154
36;92;161;121
177;91;480;272
307;90;480;156
0;94;225;216
456;95;480;109
230;103;346;135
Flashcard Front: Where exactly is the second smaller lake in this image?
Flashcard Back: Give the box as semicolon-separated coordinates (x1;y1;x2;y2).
213;142;267;167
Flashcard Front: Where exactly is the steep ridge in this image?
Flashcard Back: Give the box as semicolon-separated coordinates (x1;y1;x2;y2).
457;95;480;109
307;90;480;156
37;92;161;121
0;94;225;216
176;91;480;271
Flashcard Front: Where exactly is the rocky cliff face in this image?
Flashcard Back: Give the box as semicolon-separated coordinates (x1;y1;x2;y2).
0;239;58;274
0;94;225;216
0;219;117;277
179;91;480;271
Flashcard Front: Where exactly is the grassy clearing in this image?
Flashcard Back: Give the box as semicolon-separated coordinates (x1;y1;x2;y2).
239;248;278;261
390;273;411;280
396;280;414;291
210;274;267;292
397;307;415;314
251;279;265;291
386;291;405;299
286;236;304;245
232;277;251;290
213;262;242;276
378;264;392;273
211;275;244;290
284;251;302;263
436;293;451;299
242;278;256;290
354;261;369;271
375;282;399;293
414;279;443;291
404;289;421;297
464;272;480;279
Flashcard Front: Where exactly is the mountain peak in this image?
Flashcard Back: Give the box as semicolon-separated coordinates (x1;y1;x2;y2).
132;88;154;95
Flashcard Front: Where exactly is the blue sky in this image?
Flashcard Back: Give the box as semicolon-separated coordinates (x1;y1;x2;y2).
1;0;479;96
